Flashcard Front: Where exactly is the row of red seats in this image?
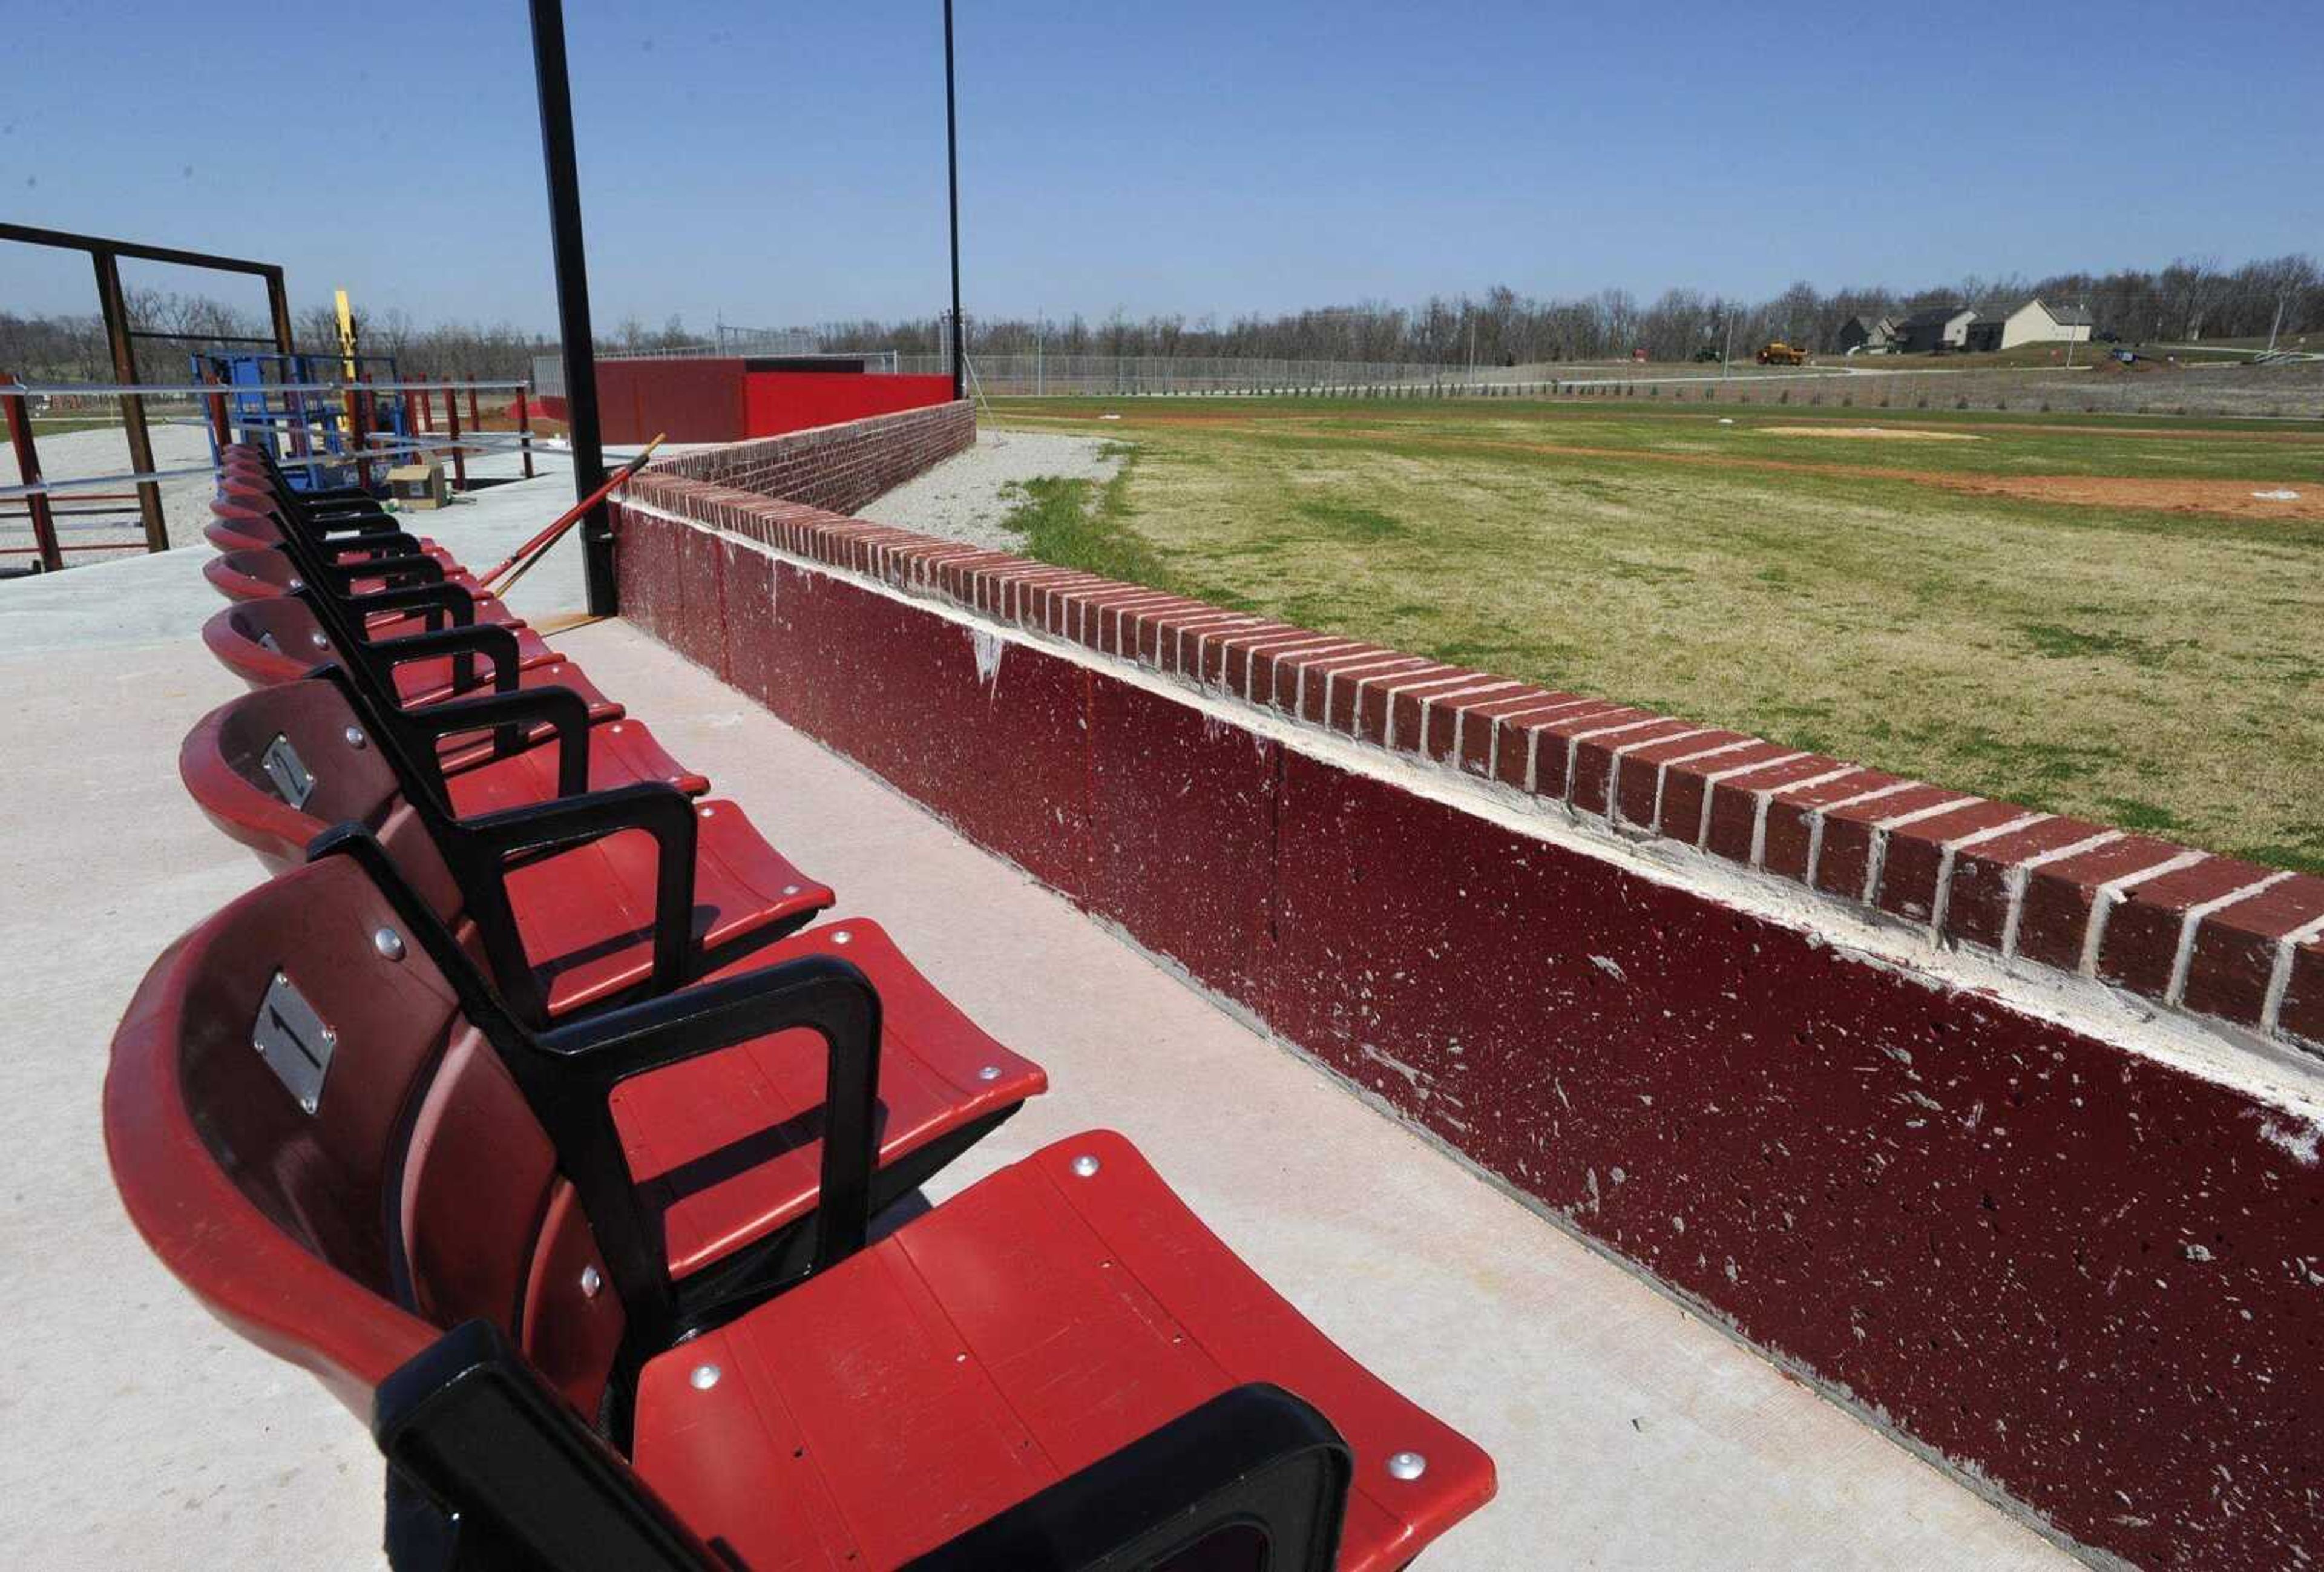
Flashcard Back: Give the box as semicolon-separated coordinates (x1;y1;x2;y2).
104;444;1495;1569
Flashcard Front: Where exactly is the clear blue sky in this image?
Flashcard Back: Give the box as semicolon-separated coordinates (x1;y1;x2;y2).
3;0;2316;332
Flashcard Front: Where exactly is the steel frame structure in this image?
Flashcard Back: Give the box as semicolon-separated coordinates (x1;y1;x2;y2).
0;223;293;551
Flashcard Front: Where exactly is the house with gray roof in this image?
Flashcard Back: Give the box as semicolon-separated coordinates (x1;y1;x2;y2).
1965;298;2096;352
1894;305;1978;353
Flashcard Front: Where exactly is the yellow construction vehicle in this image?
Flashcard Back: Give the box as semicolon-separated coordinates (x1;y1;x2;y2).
1754;341;1809;366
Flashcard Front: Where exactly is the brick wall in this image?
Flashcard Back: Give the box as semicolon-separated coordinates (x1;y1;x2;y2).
611;418;2324;1569
649;399;973;520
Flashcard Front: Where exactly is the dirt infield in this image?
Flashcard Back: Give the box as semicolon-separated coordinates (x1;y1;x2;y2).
1264;426;2320;522
1761;424;1981;442
1938;475;2322;521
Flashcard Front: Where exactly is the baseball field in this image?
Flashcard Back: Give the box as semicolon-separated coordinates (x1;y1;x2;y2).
987;396;2324;873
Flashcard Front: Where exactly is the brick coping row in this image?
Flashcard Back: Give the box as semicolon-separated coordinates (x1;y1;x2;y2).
622;430;2324;1061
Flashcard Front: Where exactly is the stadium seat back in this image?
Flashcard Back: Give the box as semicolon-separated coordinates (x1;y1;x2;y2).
107;856;621;1416
204;597;335;687
205;499;283;553
178;680;462;913
205;545;303;602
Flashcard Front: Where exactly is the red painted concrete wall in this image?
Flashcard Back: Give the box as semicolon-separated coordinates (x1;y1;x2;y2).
598;358;748;443
741;372;955;437
611;413;2324;1569
582;361;956;444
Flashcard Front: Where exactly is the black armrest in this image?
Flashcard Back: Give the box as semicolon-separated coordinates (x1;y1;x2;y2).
396;685;592;799
310;823;882;1363
365;622;522;697
319;553;444;591
304;518;409;548
455;782;697;1004
540;950;884;1292
344;582;479;636
311;525;419;559
375;1321;716;1572
292;496;395;522
906;1384;1352;1572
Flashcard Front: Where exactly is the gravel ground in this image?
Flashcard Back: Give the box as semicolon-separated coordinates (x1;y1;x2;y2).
1;421;219;565
858;429;1127;551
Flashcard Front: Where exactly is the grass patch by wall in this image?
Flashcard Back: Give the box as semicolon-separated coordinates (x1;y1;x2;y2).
985;398;2324;873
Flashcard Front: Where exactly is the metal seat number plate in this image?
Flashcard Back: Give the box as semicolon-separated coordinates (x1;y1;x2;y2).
260;734;315;808
251;969;335;1115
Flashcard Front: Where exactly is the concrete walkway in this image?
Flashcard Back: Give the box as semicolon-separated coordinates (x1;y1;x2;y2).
0;472;2077;1568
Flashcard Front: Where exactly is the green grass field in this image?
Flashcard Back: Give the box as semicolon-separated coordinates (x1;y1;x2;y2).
986;396;2324;873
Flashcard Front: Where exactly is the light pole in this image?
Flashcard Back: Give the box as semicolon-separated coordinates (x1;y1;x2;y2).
528;0;614;616
943;0;965;402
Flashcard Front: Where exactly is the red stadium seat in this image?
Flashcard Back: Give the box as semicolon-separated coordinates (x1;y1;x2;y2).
179;677;708;873
206;494;458;565
105;855;1486;1568
200;599;623;777
200;597;614;712
177;675;830;1021
203;546;545;654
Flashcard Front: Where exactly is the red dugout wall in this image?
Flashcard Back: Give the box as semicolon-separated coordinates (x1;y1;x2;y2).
579;357;954;444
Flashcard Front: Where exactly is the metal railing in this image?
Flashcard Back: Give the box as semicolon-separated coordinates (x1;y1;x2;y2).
1;376;532;572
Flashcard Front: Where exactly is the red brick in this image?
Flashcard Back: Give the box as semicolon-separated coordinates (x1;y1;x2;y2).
1569;718;1699;816
1069;587;1151;652
1339;659;1451;734
1758;769;1907;881
1193;622;1290;691
1213;627;1310;697
2179;873;2324;1025
2281;939;2324;1047
2095;857;2278;998
1422;682;1526;764
1146;609;1246;674
977;563;1049;622
1873;801;2032;922
1008;568;1091;628
1485;699;1598;791
933;550;1017;604
1117;598;1200;665
1940;818;2116;954
1654;742;1801;847
1256;639;1367;712
1288;647;1406;723
1453;688;1567;778
1813;785;1968;902
1239;634;1347;708
1100;593;1183;657
1609;731;1756;832
1383;673;1491;754
1701;755;1851;865
2012;836;2192;973
1028;573;1111;635
1514;705;1655;800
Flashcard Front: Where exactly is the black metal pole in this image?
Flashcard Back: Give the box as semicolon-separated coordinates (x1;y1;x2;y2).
944;0;965;402
529;0;615;615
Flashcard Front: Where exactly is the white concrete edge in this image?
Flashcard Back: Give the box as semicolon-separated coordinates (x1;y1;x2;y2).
622;496;2324;1134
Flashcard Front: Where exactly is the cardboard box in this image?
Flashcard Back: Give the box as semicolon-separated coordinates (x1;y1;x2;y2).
387;462;447;510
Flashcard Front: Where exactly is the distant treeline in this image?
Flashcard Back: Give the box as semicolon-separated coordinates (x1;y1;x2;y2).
3;252;2316;382
838;252;2323;364
0;294;692;384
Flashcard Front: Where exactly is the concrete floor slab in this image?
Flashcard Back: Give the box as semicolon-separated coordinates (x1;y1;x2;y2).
0;490;2078;1568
